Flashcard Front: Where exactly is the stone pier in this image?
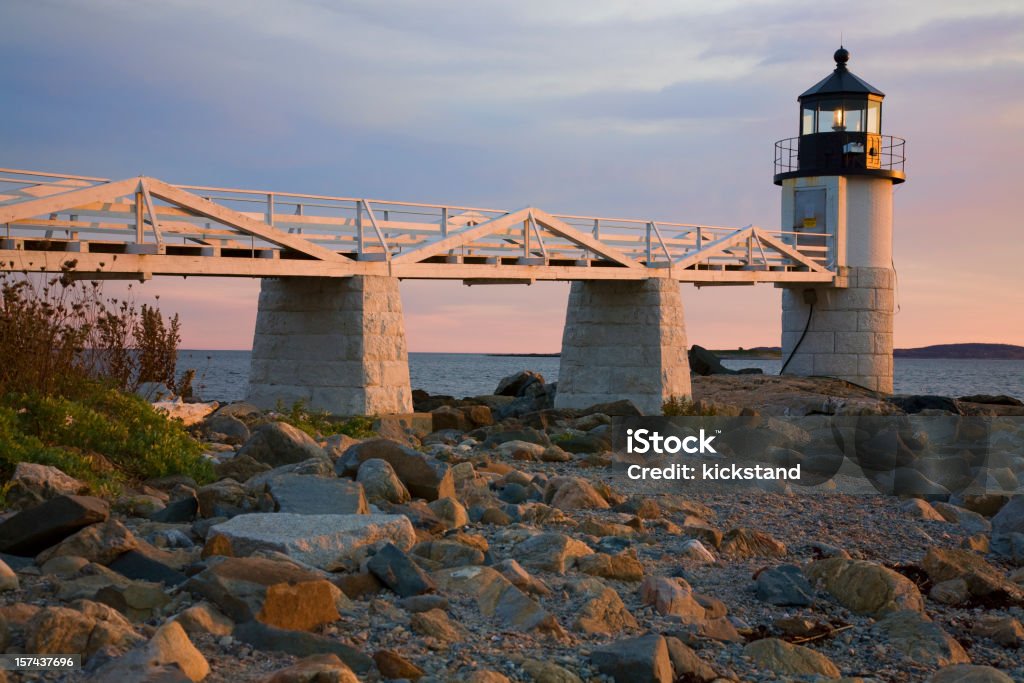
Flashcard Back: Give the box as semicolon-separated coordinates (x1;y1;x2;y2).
247;276;412;415
555;279;691;415
781;266;894;392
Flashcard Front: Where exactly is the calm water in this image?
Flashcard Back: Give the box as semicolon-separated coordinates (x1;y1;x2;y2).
177;350;1024;404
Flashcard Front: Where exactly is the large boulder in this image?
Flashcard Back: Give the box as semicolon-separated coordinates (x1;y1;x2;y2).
237;422;327;467
206;513;415;571
336;438;454;500
357;459;411;504
203;413;251;445
639;576;705;620
367;543;436;597
5;463;88;508
805;558;924;615
495;371;544;397
548;478;610;510
233;621;372;673
755;564;815;607
992;495;1024;536
261;654;360;683
872;610;970;667
26;600;144;663
256;474;369;515
35;519;137;566
743;638;840;678
590;634;674;683
572;583;638;635
928;665;1015;683
197;479;273;519
91;620;210;682
0;495;109;556
688;345;743;376
922;547;1024;603
184;557;340;631
433;566;561;634
720;528;787;558
514;532;593;574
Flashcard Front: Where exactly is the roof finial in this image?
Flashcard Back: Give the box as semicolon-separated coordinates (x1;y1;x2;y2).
834;44;850;71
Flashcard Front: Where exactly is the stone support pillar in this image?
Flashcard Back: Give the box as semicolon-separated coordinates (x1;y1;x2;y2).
781;266;894;392
555;278;691;415
247;276;412;415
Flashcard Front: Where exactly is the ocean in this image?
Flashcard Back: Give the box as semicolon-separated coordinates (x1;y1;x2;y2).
177;351;1024;404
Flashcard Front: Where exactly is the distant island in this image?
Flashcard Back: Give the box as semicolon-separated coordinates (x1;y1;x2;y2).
487;343;1024;360
892;343;1024;359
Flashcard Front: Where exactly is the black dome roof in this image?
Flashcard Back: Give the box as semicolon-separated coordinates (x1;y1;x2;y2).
799;48;884;99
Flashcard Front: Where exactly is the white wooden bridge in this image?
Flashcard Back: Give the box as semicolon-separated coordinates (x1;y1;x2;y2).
0;168;836;285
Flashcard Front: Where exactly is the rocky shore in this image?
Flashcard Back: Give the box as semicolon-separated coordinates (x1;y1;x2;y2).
1;372;1023;682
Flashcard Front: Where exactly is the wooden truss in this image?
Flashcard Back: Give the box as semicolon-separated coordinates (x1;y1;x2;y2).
0;168;837;284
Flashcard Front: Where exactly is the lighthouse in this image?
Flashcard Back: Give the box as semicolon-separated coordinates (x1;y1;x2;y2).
775;48;905;393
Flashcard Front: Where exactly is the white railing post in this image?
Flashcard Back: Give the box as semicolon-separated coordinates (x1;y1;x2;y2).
441;207;449;237
356;200;364;254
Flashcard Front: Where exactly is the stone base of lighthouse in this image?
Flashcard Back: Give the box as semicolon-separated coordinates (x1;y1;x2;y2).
781;266;894;393
555;279;691;415
247;276;412;415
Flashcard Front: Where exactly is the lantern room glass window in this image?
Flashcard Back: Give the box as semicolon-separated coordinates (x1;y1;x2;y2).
867;100;881;133
801;99;872;134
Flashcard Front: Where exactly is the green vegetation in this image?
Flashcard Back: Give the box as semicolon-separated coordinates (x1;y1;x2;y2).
662;395;721;416
0;270;212;495
276;399;377;440
0;382;212;493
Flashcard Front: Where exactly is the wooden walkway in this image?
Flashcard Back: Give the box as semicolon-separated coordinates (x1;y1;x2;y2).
0;168;837;284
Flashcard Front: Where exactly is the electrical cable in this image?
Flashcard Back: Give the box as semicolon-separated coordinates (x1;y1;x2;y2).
780;300;814;375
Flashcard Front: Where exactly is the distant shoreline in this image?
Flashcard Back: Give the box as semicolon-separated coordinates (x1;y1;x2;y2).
483;342;1024;360
184;342;1024;361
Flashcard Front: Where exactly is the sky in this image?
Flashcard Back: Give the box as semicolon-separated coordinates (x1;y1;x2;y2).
2;0;1023;352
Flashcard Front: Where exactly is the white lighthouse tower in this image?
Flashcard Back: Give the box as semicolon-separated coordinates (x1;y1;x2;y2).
775;48;906;393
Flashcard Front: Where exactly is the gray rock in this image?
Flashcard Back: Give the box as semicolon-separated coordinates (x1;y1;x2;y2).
203;414;250;444
367;543;436;597
237;422;327;467
872;609;970;667
755;564;815;606
108;550;188;587
207;513;415;571
688;345;739;376
0;495;109;556
336;438;454;501
590;633;674;683
993;495;1024;536
928;665;1015;683
991;533;1024;565
150;495;199;524
257;474;369;516
233;620;372;673
5;463;87;509
356;459;411;504
494;370;544;397
514;532;593;574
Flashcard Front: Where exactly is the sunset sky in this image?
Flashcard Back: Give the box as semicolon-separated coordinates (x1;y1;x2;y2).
2;1;1022;352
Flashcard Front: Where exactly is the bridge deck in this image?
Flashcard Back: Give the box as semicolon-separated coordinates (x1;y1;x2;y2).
0;168;837;284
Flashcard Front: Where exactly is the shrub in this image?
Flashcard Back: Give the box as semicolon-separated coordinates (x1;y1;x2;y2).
276;399;377;439
0;268;210;495
662;395;720;416
0;269;185;397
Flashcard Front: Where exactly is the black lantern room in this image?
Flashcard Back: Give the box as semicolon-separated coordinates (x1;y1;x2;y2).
774;48;905;185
